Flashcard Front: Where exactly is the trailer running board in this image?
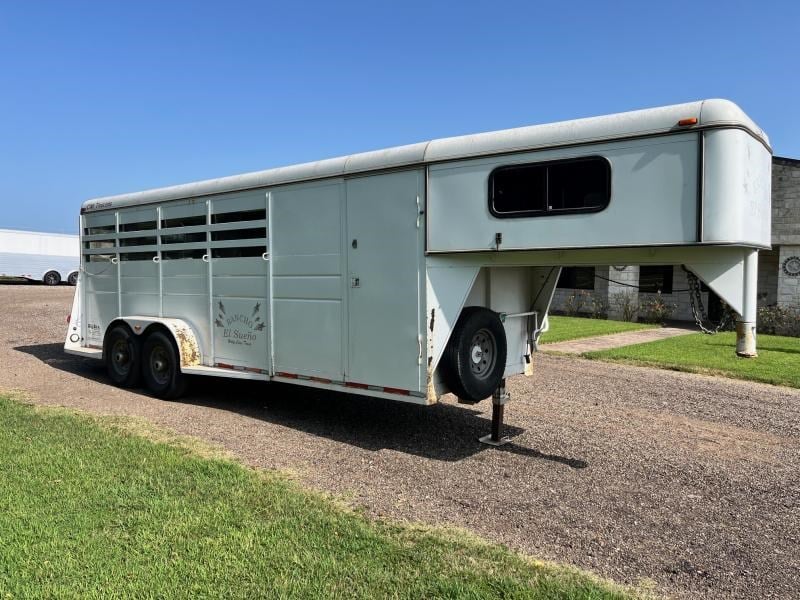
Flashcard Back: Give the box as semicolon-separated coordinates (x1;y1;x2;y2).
182;365;269;381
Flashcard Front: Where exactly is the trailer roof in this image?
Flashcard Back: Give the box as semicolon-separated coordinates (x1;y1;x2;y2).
83;99;769;212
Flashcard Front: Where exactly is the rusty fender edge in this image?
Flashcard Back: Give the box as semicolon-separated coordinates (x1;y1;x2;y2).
121;317;202;367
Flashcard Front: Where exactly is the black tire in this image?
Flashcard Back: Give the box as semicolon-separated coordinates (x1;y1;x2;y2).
105;325;142;388
67;271;79;286
142;331;186;400
43;270;61;286
441;306;507;403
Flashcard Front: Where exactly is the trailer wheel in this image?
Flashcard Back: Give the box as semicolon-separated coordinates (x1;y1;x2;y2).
105;325;141;388
43;270;61;286
442;307;507;403
142;331;186;400
67;271;79;286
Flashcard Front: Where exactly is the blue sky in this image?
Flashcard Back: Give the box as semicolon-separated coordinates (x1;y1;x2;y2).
1;1;798;234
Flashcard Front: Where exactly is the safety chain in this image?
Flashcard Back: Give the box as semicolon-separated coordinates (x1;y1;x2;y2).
683;267;734;334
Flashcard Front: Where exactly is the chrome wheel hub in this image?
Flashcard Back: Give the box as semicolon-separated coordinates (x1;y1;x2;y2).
469;328;496;379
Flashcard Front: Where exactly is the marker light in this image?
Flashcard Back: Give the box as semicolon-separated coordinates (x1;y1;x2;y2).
678;117;698;126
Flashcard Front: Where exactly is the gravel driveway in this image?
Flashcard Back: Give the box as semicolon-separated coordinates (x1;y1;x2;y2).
2;285;798;599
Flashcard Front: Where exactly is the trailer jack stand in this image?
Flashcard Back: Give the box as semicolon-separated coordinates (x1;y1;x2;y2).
479;379;511;447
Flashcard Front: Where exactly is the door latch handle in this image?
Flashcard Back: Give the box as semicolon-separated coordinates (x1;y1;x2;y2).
351;277;360;288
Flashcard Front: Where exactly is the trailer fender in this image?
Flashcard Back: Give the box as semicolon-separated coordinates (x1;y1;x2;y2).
114;317;202;368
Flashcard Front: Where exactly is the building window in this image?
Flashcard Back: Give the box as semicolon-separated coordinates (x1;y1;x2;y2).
557;267;595;290
639;265;673;294
489;156;610;217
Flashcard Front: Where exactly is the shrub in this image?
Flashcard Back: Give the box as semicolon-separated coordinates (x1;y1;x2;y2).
639;292;676;325
610;292;639;322
589;293;610;319
563;290;609;319
564;290;591;316
758;305;800;337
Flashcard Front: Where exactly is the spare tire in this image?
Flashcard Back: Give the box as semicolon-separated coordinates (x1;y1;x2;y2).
441;307;507;403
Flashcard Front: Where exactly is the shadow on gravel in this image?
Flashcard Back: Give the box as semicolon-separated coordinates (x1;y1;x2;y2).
16;342;588;467
0;279;72;286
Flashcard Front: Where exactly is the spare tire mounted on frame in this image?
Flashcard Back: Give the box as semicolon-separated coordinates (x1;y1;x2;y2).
441;307;507;404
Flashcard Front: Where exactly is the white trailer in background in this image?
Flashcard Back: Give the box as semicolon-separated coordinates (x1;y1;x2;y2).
0;229;79;285
65;99;771;443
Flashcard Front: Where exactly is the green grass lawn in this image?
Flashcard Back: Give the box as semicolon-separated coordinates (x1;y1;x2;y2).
0;395;632;599
585;332;800;388
540;316;657;345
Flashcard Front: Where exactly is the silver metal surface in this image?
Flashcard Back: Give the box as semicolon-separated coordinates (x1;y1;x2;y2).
346;170;425;392
81;100;767;213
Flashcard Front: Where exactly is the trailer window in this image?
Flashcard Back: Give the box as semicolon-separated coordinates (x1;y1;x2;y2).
212;209;266;224
210;228;265;241
119;251;157;261
211;246;266;258
161;232;207;244
119;236;157;247
162;215;206;228
489;156;610;217
162;249;206;260
84;254;114;262
84;224;116;235
84;240;115;249
119;220;157;232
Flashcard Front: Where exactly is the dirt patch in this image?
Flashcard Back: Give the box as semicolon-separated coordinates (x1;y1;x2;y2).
1;285;799;599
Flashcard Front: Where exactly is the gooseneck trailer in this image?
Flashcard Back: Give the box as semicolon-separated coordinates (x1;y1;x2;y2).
65;99;771;441
0;229;79;285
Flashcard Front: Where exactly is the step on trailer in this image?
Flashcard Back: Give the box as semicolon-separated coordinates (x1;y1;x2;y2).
65;99;771;444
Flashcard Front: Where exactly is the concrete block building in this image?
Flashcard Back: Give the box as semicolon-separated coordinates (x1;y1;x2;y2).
552;156;800;321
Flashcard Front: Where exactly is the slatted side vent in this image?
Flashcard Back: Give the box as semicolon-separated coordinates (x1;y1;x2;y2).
209;206;267;259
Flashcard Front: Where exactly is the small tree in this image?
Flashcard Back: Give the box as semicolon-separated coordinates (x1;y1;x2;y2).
589;293;610;319
639;292;676;325
564;290;591;316
610;291;639;322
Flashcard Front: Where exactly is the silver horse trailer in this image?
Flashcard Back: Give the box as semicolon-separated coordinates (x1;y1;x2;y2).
65;99;770;442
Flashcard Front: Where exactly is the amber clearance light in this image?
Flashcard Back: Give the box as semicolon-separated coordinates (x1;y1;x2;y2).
678;117;698;126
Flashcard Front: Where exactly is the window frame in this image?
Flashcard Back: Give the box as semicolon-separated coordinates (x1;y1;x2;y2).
638;265;674;294
556;266;596;291
488;155;612;219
